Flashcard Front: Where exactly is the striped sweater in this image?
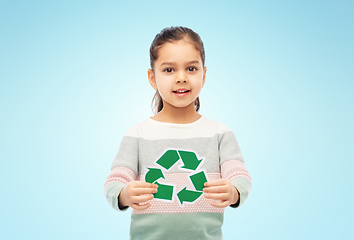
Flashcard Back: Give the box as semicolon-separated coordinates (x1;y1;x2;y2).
104;116;252;240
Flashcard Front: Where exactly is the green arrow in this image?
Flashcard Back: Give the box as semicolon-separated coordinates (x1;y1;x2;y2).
177;187;203;205
189;171;208;191
156;150;180;170
145;168;165;183
178;151;202;171
154;182;174;200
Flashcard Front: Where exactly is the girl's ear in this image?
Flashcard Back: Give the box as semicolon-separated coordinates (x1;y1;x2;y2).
148;69;158;90
202;66;207;88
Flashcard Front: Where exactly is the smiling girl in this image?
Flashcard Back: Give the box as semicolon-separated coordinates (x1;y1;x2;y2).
104;26;252;240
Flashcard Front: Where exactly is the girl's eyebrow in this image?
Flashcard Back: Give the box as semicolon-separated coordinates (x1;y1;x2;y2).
160;62;175;66
186;60;200;65
160;60;200;66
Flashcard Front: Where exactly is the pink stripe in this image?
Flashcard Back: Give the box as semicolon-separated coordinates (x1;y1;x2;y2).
103;167;136;190
132;172;224;215
221;160;252;184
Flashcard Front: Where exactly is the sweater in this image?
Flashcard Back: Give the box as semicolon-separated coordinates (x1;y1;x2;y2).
104;116;252;240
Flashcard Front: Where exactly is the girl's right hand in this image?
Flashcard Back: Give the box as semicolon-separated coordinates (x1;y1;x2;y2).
118;181;158;210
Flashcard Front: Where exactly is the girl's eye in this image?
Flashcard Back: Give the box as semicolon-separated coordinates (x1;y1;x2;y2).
164;68;174;73
187;67;197;72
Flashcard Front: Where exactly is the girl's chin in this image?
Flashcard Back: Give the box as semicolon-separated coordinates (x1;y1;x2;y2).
163;101;196;110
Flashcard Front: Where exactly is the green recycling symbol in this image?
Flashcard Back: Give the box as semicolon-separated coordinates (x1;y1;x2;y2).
145;150;208;205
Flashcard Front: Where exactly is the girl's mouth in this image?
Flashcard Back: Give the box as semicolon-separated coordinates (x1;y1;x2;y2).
173;89;190;97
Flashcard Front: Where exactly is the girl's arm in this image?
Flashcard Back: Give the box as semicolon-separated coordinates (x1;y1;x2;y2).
104;124;147;211
204;127;252;208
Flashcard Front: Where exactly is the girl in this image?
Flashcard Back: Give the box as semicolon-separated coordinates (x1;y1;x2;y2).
104;26;252;240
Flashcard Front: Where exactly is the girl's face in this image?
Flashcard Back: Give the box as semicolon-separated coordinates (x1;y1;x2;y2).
148;38;207;111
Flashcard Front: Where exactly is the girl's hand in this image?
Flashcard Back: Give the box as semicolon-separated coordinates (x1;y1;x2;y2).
118;181;158;210
203;179;239;208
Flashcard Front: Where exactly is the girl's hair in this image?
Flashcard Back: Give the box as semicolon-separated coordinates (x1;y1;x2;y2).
149;26;205;114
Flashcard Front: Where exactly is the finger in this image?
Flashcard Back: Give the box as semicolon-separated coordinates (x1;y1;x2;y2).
210;200;229;208
131;202;151;210
204;179;228;187
134;181;159;188
204;193;229;201
132;187;158;195
132;194;154;203
203;185;228;193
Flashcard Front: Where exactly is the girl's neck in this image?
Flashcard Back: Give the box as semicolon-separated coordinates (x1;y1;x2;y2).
151;102;201;124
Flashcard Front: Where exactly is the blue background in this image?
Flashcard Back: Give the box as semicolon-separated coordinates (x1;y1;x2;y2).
1;0;353;239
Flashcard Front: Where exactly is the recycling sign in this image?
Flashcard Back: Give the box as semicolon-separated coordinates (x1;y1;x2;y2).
145;150;208;205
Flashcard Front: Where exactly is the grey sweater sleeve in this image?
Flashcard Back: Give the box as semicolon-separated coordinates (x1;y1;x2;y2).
104;126;139;211
219;130;252;208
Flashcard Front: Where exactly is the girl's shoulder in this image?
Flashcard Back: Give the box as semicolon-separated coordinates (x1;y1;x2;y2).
201;116;233;133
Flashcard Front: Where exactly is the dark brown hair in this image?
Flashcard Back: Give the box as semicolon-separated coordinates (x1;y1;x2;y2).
149;26;205;114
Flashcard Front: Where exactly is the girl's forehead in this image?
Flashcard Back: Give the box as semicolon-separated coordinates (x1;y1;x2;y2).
156;39;201;62
159;38;197;51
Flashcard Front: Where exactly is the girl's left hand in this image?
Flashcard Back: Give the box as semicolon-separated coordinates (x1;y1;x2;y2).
203;179;239;208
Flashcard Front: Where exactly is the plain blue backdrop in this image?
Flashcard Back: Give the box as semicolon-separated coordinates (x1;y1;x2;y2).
1;0;353;239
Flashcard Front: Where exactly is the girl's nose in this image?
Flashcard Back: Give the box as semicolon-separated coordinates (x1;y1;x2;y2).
176;71;188;83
